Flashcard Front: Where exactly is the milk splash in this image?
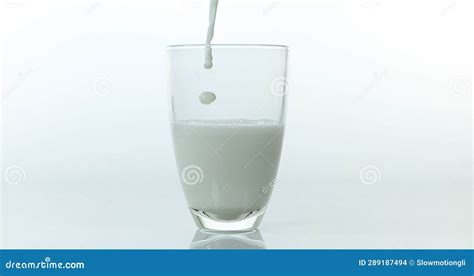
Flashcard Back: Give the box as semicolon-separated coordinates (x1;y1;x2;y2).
199;91;216;105
204;0;218;69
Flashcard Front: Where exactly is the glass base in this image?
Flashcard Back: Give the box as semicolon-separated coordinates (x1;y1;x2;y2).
190;208;266;232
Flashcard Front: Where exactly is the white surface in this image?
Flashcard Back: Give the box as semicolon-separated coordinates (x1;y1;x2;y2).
1;0;473;249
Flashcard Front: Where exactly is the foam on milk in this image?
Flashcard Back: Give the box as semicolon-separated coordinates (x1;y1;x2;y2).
204;0;218;69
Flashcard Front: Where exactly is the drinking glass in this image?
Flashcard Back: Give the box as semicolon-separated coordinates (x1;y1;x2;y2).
167;44;288;232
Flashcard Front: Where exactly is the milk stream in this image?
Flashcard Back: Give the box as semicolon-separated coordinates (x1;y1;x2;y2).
204;0;218;69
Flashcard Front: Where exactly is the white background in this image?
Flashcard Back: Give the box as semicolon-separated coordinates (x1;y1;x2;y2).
1;0;472;249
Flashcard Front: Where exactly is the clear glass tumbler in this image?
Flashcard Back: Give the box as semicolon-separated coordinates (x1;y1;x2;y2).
167;44;288;232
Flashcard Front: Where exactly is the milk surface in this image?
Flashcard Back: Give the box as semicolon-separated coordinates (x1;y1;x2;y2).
172;119;284;220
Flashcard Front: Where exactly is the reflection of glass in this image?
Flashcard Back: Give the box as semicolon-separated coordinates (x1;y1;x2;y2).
190;230;266;249
167;44;289;232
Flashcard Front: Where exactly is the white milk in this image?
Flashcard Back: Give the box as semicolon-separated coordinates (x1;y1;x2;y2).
199;91;216;104
172;119;284;220
204;0;218;69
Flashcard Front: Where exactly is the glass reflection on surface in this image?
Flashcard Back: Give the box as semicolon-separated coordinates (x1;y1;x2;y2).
190;230;266;249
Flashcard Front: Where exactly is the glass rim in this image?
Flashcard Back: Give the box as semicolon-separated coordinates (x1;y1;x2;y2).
166;44;288;50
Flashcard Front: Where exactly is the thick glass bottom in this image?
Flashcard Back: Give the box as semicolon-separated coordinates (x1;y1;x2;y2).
190;208;266;232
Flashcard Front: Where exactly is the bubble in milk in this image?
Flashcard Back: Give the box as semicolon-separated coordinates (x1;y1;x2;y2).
199;91;216;105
